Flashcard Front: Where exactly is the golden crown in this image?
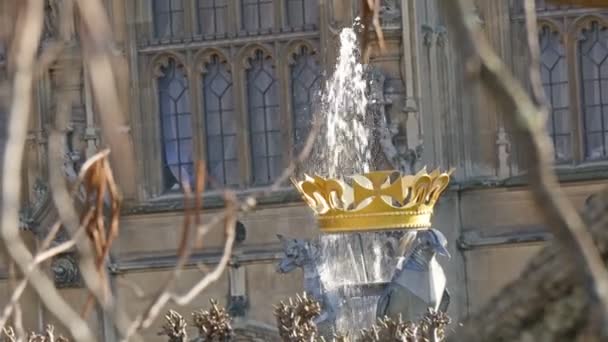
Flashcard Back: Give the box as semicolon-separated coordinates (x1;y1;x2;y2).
292;168;453;233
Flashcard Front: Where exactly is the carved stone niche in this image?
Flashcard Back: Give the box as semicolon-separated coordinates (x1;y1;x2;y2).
51;253;82;288
380;0;402;30
367;66;421;173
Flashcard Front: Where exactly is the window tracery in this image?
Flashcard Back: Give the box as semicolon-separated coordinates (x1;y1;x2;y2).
539;25;572;162
197;0;227;35
202;54;239;187
286;0;319;29
153;0;185;39
156;57;194;190
241;0;274;31
289;46;322;154
511;1;608;165
140;0;321;196
246;50;282;185
579;21;608;160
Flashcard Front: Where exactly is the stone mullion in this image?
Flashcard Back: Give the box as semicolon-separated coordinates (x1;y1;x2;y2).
145;56;164;197
125;0;150;199
187;51;205;166
183;0;195;37
318;0;329;70
275;42;292;168
226;0;238;34
567;20;584;163
274;0;284;32
234;48;251;187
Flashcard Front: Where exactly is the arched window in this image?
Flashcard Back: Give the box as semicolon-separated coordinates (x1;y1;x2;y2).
197;0;227;35
290;46;322;153
246;50;281;185
539;25;571;162
241;0;274;31
579;21;608;160
202;55;238;188
157;59;193;190
153;0;184;38
286;0;319;29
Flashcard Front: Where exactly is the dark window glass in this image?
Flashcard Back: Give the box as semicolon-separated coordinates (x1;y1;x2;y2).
158;59;193;190
247;51;282;185
286;0;319;29
197;0;227;35
241;0;274;31
202;55;239;188
153;0;185;38
539;25;571;162
290;47;322;153
579;22;608;160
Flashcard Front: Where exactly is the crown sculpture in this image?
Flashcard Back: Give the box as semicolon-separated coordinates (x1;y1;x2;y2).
292;168;453;233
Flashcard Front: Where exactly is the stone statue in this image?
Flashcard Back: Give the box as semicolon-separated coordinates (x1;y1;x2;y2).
276;235;335;330
376;229;451;321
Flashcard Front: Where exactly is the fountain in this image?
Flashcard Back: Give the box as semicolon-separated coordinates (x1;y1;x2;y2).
277;27;453;338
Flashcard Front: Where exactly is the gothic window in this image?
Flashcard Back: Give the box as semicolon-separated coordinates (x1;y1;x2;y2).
540;25;571;162
202;55;239;188
157;59;193;191
246;50;282;185
290;47;321;153
153;0;185;38
241;0;274;31
286;0;319;29
579;22;608;160
197;0;227;35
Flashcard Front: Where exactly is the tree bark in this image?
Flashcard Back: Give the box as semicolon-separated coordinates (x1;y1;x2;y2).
449;188;608;341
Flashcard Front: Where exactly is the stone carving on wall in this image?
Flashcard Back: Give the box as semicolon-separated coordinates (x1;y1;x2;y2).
43;0;60;41
496;127;512;179
368;67;422;173
51;253;82;288
19;178;49;231
380;0;402;29
43;0;76;42
422;24;448;47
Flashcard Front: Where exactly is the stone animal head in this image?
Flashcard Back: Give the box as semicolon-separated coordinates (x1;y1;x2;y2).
276;235;318;273
416;229;450;258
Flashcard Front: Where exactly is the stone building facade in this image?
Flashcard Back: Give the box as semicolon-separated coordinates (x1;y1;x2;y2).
1;0;608;340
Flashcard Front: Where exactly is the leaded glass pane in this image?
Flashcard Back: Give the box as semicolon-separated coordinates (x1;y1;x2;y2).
539;25;571;162
247;51;282;185
197;0;227;35
202;56;239;188
290;47;322;154
153;0;185;38
286;0;319;29
241;0;274;31
579;22;608;160
158;59;193;190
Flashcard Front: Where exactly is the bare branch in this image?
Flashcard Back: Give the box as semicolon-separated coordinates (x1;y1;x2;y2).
0;1;96;340
440;0;608;335
523;0;549;111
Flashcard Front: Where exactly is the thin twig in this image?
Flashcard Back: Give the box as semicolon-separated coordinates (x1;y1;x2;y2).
7;263;25;342
442;0;608;336
0;1;96;341
0;222;86;334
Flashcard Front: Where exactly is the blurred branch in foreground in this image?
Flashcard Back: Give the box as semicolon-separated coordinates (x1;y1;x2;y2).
440;0;608;339
0;0;322;340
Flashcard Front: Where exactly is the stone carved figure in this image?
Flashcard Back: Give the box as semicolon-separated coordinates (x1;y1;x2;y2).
376;229;451;322
51;253;82;288
368;67;421;173
276;235;335;330
379;0;401;29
